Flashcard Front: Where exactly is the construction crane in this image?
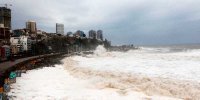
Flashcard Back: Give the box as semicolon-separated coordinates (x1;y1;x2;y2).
0;4;12;8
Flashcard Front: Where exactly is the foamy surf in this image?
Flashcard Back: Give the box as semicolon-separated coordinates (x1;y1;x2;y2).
62;57;200;100
8;65;181;100
7;45;200;100
65;45;200;100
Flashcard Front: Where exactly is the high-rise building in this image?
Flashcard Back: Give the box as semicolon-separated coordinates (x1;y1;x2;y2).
26;20;37;33
88;30;96;39
0;7;11;29
75;30;86;38
97;30;103;41
56;23;64;35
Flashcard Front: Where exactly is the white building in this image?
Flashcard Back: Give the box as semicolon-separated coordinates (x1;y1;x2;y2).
10;36;32;52
10;37;22;53
0;24;4;28
56;23;64;35
20;36;31;51
37;30;43;35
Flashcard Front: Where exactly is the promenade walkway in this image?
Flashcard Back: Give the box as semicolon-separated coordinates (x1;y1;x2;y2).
0;53;60;73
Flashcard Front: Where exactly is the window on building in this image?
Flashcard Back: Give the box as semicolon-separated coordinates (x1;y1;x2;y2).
0;17;3;23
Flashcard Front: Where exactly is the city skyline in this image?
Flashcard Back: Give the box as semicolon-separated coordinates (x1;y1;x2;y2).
2;0;200;45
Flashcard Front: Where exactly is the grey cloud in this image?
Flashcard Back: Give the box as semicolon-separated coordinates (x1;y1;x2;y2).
2;0;200;45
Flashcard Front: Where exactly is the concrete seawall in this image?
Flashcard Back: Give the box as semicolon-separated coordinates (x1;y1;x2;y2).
0;53;66;87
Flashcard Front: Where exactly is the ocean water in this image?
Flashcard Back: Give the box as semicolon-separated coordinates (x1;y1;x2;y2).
73;45;200;81
8;45;200;100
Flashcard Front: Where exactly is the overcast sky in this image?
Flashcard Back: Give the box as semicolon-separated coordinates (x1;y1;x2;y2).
2;0;200;45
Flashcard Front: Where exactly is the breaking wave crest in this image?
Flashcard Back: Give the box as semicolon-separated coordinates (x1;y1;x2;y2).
94;45;107;56
62;57;200;100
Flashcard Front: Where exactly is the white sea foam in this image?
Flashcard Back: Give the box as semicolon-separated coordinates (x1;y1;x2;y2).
8;65;180;100
8;45;200;100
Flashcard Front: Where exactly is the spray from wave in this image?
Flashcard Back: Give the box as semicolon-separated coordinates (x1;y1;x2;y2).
89;45;114;57
94;45;107;56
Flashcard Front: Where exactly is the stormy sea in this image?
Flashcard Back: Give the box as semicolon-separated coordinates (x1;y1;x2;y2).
8;44;200;100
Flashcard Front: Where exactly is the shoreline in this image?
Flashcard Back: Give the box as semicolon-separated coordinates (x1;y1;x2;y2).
0;53;69;99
